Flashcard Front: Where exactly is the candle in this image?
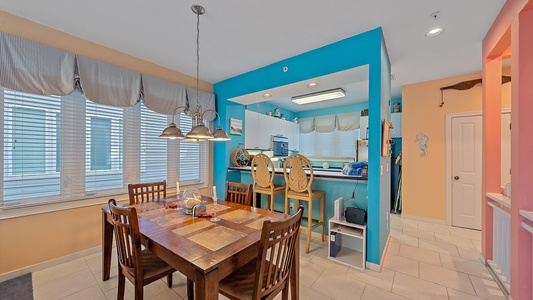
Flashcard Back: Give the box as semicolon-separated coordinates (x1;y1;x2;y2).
176;181;180;193
213;185;217;197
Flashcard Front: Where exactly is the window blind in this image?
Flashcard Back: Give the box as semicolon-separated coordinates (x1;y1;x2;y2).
0;87;209;208
299;129;357;159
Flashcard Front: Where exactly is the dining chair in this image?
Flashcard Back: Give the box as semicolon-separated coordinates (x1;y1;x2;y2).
283;153;325;253
251;154;285;210
108;199;175;300
128;181;166;205
225;181;253;206
218;206;304;300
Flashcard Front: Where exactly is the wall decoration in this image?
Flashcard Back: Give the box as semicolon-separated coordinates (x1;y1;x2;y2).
415;133;429;157
439;76;511;107
229;118;242;135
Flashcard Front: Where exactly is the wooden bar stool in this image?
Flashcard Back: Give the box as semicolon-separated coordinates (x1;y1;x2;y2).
251;154;285;210
283;154;325;253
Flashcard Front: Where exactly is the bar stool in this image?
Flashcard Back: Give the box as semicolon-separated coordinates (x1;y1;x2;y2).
283;153;325;253
251;154;285;210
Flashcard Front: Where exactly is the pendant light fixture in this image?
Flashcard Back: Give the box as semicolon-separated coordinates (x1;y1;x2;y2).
159;5;230;142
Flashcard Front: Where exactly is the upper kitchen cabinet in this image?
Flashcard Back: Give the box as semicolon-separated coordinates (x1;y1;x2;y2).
245;110;298;150
390;113;402;138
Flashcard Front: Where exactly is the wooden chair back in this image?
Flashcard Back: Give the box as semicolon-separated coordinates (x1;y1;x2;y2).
225;181;253;206
283;154;313;194
128;181;166;205
251;154;276;189
108;199;142;277
254;205;304;299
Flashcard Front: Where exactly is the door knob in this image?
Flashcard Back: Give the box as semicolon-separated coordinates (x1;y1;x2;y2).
454;176;460;180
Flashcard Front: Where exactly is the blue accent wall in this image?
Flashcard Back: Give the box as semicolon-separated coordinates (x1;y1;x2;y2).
213;27;390;265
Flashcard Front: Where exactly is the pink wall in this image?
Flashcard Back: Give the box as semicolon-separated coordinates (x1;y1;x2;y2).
483;1;533;299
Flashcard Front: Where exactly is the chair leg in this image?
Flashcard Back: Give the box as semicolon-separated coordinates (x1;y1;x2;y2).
281;284;289;300
134;280;143;300
117;271;126;300
187;278;194;300
253;191;257;208
306;199;312;254
284;195;289;214
320;194;325;242
167;273;173;288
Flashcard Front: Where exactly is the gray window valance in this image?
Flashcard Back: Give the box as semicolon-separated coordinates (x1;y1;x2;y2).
141;74;187;115
77;55;141;107
0;32;76;96
186;87;216;121
336;111;360;131
0;32;216;117
299;111;361;133
299;117;315;134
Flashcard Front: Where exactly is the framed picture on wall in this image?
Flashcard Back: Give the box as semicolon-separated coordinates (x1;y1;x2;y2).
230;118;242;135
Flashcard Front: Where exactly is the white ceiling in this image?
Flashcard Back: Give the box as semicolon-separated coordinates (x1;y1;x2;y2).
0;0;505;111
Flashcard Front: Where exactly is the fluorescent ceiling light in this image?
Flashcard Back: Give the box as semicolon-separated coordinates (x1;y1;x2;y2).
292;88;346;105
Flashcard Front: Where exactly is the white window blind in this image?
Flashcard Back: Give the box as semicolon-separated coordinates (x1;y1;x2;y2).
1;87;209;208
299;129;358;159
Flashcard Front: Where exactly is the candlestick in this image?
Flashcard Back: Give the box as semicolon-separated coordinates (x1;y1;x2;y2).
213;185;217;197
176;181;180;193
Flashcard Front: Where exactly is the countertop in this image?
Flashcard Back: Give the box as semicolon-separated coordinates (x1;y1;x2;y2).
228;166;367;182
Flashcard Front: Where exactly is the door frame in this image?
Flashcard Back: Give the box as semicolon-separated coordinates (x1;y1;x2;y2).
445;109;510;226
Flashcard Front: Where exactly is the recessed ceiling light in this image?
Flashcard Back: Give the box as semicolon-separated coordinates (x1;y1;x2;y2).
425;27;443;37
263;93;271;98
307;82;318;88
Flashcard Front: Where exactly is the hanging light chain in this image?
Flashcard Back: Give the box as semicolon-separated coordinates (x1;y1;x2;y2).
195;6;202;118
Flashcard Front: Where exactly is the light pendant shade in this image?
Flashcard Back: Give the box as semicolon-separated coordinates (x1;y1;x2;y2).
186;120;213;140
210;125;231;141
159;122;185;139
292;88;346;105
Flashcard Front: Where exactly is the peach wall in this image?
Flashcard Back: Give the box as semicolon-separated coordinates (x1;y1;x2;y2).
0;11;215;275
402;72;511;221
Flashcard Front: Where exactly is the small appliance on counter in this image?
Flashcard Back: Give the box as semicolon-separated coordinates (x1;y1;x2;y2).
272;136;288;157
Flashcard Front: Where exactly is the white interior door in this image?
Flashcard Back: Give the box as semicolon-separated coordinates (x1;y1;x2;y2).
451;115;482;230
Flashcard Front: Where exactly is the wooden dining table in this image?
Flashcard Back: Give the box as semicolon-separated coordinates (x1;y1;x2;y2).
102;195;299;300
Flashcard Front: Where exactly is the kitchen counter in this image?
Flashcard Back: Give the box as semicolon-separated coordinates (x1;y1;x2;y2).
228;166;367;182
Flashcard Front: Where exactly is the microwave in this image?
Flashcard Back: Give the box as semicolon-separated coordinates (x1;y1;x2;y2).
272;136;288;157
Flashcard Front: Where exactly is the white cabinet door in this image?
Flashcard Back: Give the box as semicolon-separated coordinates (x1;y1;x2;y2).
360;116;369;140
390;113;402;138
286;122;300;151
257;113;273;149
270;117;286;137
245;110;259;149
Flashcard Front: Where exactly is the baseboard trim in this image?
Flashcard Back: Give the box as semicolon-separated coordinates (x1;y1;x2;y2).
0;246;100;283
400;213;447;225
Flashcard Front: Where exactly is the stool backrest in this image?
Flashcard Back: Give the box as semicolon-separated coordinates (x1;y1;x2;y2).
283;154;313;193
251;154;276;189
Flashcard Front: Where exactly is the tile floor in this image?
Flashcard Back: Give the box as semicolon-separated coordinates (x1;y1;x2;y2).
30;214;506;299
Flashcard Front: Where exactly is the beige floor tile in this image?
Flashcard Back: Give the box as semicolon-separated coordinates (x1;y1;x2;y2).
362;284;409;300
419;262;475;295
435;233;476;249
447;288;487;300
398;244;441;266
346;267;395;291
311;268;366;300
419;239;460;257
93;267;120;293
392;272;449;300
390;231;419;247
32;258;89;286
169;271;193;299
105;278;170;300
469;275;507;299
456;246;483;261
33;269;97;300
387;242;401;256
309;248;350;274
471;239;482;252
395;217;419;229
149;288;183;300
449;227;482;240
300;259;326;287
85;251;117;274
299;285;332;300
417;222;451;235
440;254;492;279
403;227;436;241
383;253;419;277
60;284;107;300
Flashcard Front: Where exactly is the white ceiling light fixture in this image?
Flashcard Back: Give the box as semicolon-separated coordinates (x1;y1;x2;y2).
425;27;444;37
263;93;272;98
307;82;318;88
291;88;346;105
